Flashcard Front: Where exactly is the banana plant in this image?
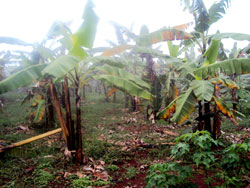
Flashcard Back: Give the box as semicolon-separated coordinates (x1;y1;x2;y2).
173;0;250;135
99;22;194;118
0;0;98;164
158;53;250;139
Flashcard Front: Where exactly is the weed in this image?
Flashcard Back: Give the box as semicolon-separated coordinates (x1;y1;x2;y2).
145;163;195;188
72;176;110;188
84;139;111;159
124;167;139;179
105;164;120;172
33;169;55;188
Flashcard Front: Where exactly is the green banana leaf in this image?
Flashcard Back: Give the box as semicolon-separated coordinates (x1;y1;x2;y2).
136;27;193;46
132;46;168;57
211;33;250;41
208;0;230;26
96;65;150;89
85;56;126;68
167;41;179;57
192;0;210;32
93;74;152;100
42;55;79;78
70;0;99;51
34;99;45;123
191;80;214;101
0;37;32;46
203;39;220;66
194;58;250;79
0;64;46;94
171;88;197;124
35;44;55;62
101;45;133;56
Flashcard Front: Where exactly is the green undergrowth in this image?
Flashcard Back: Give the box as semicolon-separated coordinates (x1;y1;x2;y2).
1;89;250;187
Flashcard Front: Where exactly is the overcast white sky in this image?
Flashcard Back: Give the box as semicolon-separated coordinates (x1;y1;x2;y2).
0;0;249;51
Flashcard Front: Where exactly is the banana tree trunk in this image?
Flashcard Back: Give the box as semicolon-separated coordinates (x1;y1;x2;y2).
64;76;75;150
75;74;83;164
204;102;211;133
49;79;69;147
103;83;109;102
45;88;54;128
198;101;203;131
61;82;66;109
231;74;237;111
124;93;129;108
82;86;86;100
113;90;116;103
212;107;221;139
130;96;136;112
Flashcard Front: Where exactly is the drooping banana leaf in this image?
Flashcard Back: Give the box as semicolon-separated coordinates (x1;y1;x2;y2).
136;28;193;46
192;0;210;32
203;39;220;66
194;58;250;79
213;96;236;121
93;74;152;100
132;46;168;57
42;55;80;78
84;56;126;68
171;88;197;124
190;80;214;101
0;64;46;94
34;99;45;123
208;0;231;26
210;77;239;89
211;33;250;41
69;0;99;59
101;45;133;56
96;65;150;89
0;37;32;46
157;99;176;120
167;41;180;57
71;0;99;49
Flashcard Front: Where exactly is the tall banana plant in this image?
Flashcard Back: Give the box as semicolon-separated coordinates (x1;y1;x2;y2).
0;0;97;164
173;0;250;135
100;23;194;118
158;50;250;138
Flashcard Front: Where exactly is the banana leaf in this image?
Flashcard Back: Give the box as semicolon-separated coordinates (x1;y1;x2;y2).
96;65;150;89
136;28;193;46
34;99;45;123
208;0;231;26
101;45;133;56
85;56;127;68
194;58;250;79
171;88;197;124
0;64;46;94
93;74;152;100
0;37;32;46
42;55;79;78
203;39;220;66
191;80;214;101
211;33;250;41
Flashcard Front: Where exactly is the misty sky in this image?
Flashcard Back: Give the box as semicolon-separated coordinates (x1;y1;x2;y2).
0;0;249;51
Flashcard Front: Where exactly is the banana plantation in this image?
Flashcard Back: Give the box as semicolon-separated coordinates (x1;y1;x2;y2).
0;0;249;187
